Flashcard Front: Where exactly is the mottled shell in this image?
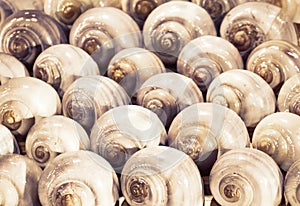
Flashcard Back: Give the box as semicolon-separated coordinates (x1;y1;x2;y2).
206;69;276;127
167;102;250;175
121;146;204;206
0;52;29;85
220;2;298;60
0;124;19;154
246;39;300;92
62;75;131;132
277;73;300;116
25;115;90;168
284;159;300;206
252;112;300;171
38;150;120;206
177;35;243;92
0;154;42;206
33;44;99;97
0;10;68;70
135;72;204;127
143;1;216;65
69;7;142;75
107;47;166;96
210;148;283;206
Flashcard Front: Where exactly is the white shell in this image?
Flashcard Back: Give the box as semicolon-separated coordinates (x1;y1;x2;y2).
0;77;61;137
246;39;300;91
38;150;120;206
25;115;90;168
0;53;29;85
167;102;250;175
33;44;99;97
62;75;131;132
96;0;121;8
0;124;19;154
177;35;243;92
0;154;42;206
220;2;298;59
209;148;283;206
252;112;300;171
107;47;166;96
277;73;300;116
121;146;204;205
135;72;204;127
143;1;216;65
69;7;142;75
206;69;276;127
90;105;167;173
284;159;300;206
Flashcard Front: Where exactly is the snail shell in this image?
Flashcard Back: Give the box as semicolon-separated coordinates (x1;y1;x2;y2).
135;72;204;127
90;105;167;173
143;1;216;65
252;112;300;171
121;146;204;206
0;124;19;154
209;148;283;206
69;7;142;75
38;150;120;206
246;39;300;92
0;154;42;206
33;44;99;97
206;69;276;127
177;35;243;92
62;75;131;132
284;159;300;206
277;73;300;115
167;102;250;175
0;52;29;85
0;10;68;70
220;2;298;60
107;47;166;97
0;77;61;138
25;115;90;168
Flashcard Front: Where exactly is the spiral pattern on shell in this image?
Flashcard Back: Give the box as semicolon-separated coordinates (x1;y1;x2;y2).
121;146;204;205
284;159;300;206
0;10;68;70
252;112;300;171
177;35;243;92
209;148;283;206
143;1;216;65
69;7;142;75
38;150;120;206
0;124;19;154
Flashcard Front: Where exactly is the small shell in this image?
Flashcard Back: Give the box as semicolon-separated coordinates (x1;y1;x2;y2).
206;69;276;127
284;159;300;206
277;73;300;116
107;47;166;96
135;72;204;127
33;44;99;97
69;7;142;75
246;39;300;92
0;154;42;206
62;75;131;132
38;150;120;206
25;115;90;168
177;35;243;92
0;52;29;85
0;10;68;70
252;112;300;171
210;148;283;206
167;102;250;175
143;1;216;65
0;124;19;154
0;77;61;137
220;2;298;60
90;105;167;173
121;146;204;205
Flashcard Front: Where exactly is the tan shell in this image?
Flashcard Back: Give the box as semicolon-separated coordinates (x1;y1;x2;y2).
284;159;300;206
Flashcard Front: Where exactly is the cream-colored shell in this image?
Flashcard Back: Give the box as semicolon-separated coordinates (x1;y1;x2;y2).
284;159;300;206
0;124;19;154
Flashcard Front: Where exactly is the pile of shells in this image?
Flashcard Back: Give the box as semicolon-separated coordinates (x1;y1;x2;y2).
1;0;300;205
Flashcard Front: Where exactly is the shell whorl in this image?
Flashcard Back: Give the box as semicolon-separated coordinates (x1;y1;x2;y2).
284;159;300;206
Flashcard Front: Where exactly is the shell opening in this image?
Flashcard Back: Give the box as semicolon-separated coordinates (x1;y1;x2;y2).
1;110;22;131
134;0;157;21
129;178;149;203
56;0;82;25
